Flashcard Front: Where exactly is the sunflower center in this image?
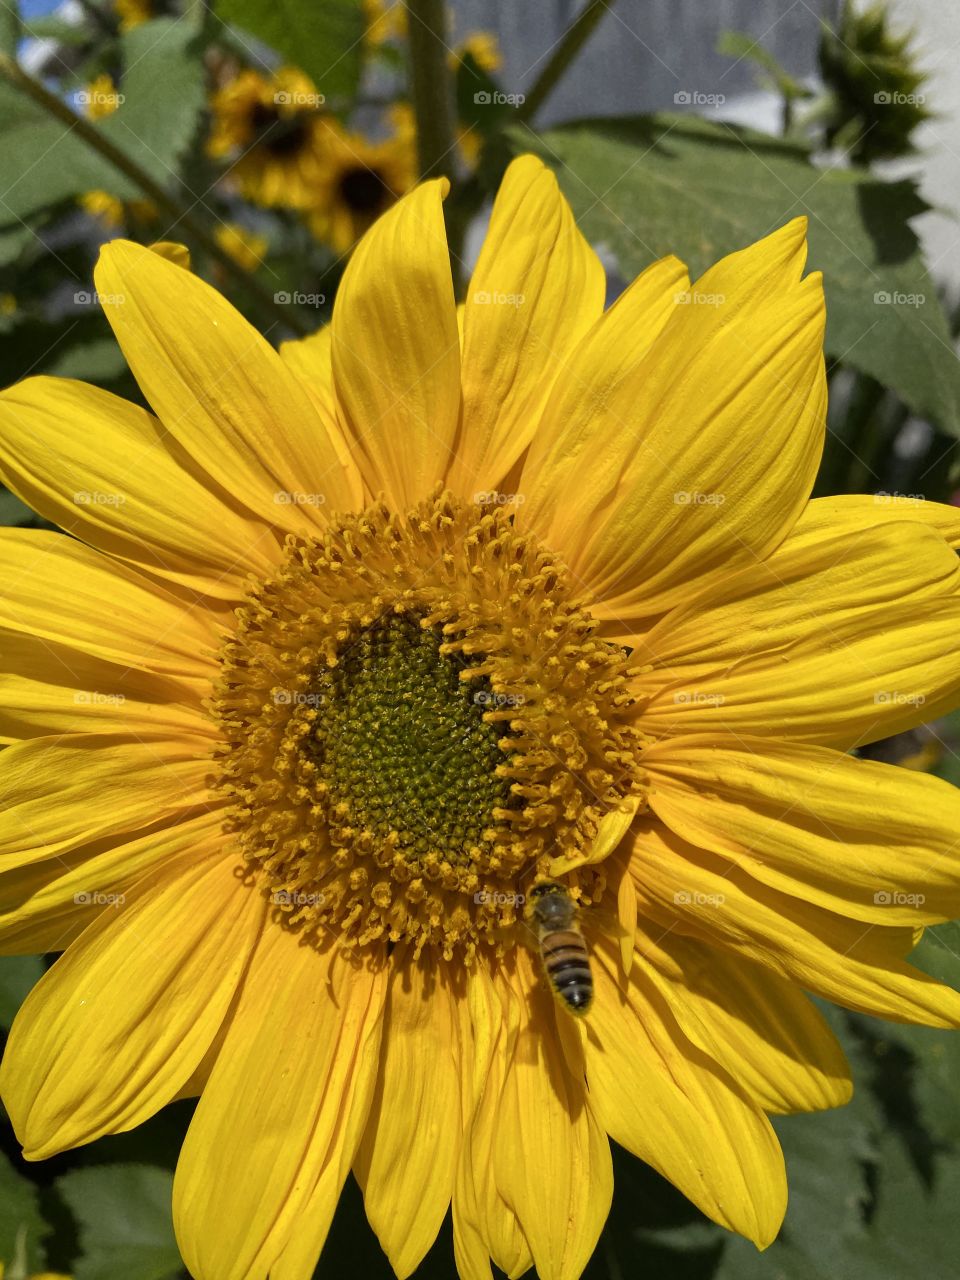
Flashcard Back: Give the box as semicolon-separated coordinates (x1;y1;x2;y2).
338;165;390;214
212;491;647;959
250;102;309;156
308;611;515;860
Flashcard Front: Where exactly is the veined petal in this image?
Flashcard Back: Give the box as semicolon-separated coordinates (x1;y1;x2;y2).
795;493;960;548
94;240;362;526
588;940;786;1247
450;155;606;496
277;326;357;480
492;955;612;1280
173;930;386;1280
331;179;461;508
638;932;852;1114
0;529;217;682
634;518;960;748
521;219;825;620
453;965;532;1280
644;735;960;924
0;808;228;955
0;733;211;867
629;821;960;1028
0;629;210;744
0;377;281;600
0;845;263;1159
354;951;460;1279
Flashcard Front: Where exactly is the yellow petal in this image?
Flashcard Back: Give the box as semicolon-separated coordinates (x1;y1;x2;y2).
588;940;786;1246
0;529;217;682
0;846;263;1159
630;821;960;1028
0;732;210;868
492;955;612;1280
0;377;281;599
0;808;227;955
450;155;606;496
331;179;461;507
277;325;359;483
635;517;960;748
453;965;532;1280
0;628;210;744
644;734;960;924
523;219;824;621
94;239;362;525
639;932;851;1114
148;240;191;269
796;493;960;548
354;951;460;1278
173;931;386;1280
548;795;640;875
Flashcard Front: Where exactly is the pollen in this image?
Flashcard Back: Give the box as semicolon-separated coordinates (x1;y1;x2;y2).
211;491;647;959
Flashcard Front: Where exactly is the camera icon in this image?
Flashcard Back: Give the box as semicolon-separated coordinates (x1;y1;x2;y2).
274;291;291;304
473;290;491;304
674;90;692;104
874;91;891;104
673;890;692;904
474;90;492;105
73;891;92;905
873;890;892;904
874;291;892;304
274;91;293;105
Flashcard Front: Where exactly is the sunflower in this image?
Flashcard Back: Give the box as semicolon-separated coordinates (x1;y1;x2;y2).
206;68;328;210
2;155;960;1280
305;107;416;254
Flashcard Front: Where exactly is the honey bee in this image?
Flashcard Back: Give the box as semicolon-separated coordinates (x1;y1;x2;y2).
528;881;593;1016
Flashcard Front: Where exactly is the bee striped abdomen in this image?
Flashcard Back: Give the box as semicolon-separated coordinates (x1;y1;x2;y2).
540;928;593;1014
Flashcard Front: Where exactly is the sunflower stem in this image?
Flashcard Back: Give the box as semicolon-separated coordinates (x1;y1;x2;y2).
515;0;617;124
405;0;457;182
0;52;311;338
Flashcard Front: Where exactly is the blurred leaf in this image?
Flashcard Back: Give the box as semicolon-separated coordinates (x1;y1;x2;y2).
57;1164;182;1280
0;953;43;1025
0;16;205;226
0;1150;48;1272
0;0;20;56
515;116;960;436
214;0;365;102
717;30;814;101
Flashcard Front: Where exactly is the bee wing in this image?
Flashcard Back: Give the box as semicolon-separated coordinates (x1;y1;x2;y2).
582;904;630;942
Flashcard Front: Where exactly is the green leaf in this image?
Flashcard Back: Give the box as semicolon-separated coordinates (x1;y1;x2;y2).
0;16;205;225
514;116;960;435
57;1164;183;1280
214;0;365;102
0;1150;48;1272
0;954;43;1026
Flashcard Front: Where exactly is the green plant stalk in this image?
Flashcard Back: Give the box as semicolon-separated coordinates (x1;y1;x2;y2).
0;51;310;337
405;0;457;181
515;0;619;124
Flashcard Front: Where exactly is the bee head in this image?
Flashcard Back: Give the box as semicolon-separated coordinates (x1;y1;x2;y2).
528;881;576;928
